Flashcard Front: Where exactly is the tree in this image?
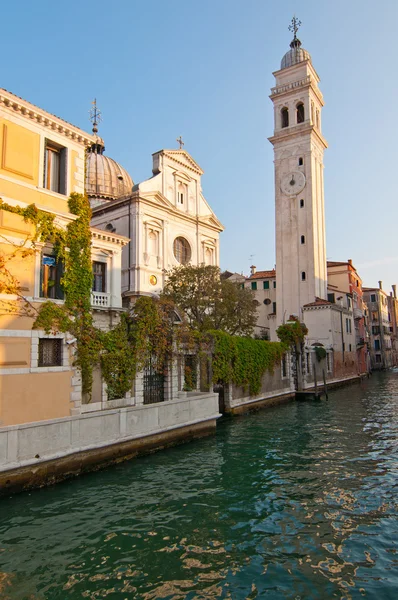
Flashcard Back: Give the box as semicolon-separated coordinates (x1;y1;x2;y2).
161;264;257;336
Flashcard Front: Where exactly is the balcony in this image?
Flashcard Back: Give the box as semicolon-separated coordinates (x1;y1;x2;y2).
354;307;363;320
356;336;365;347
91;291;110;308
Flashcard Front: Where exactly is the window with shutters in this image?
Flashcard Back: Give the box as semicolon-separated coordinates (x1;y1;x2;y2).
44;140;67;195
40;253;64;300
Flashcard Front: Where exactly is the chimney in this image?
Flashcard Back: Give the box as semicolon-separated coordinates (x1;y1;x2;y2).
250;265;256;276
348;259;353;266
378;280;383;290
393;284;397;299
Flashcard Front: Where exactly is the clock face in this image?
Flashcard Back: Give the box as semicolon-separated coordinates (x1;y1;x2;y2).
280;171;306;196
149;275;157;286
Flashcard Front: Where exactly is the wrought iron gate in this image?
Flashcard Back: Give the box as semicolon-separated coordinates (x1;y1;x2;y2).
143;358;165;405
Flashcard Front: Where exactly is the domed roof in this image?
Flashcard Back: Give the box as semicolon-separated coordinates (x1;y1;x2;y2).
281;38;311;70
85;144;133;201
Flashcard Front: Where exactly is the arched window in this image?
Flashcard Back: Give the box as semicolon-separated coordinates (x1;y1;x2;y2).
173;237;191;265
300;199;304;208
177;182;185;205
297;103;305;124
281;107;289;128
298;157;303;166
301;235;305;244
301;271;306;281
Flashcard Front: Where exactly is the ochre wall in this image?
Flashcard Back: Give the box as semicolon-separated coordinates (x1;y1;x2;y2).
0;120;40;186
0;338;30;369
0;371;73;426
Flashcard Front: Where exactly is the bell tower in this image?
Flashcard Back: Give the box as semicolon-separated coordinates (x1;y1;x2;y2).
269;18;328;325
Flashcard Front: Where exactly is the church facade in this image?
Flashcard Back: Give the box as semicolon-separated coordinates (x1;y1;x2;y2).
87;143;223;303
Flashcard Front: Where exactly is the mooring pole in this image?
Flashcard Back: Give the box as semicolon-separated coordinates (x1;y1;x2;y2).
313;363;318;398
323;368;328;400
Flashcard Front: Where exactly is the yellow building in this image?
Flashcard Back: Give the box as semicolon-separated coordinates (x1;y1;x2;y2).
0;89;128;427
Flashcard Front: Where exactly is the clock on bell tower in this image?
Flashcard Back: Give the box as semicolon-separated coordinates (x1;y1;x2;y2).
269;18;328;325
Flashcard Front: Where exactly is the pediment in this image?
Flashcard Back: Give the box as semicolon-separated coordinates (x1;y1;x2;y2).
143;217;163;229
163;150;203;175
139;191;174;209
172;169;192;182
200;214;224;231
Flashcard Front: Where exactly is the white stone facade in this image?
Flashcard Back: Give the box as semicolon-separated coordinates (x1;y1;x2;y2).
90;149;223;299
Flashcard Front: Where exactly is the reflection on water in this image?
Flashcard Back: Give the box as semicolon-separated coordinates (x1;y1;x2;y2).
0;372;397;599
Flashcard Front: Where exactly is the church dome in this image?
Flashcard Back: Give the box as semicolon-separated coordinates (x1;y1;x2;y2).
281;38;311;69
85;144;133;201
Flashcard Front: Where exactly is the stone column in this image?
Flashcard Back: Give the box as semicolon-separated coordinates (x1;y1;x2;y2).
135;371;145;406
164;357;178;401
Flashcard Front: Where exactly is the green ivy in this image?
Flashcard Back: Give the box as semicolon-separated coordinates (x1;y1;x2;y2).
314;346;327;362
0;199;66;251
276;317;308;349
210;330;285;396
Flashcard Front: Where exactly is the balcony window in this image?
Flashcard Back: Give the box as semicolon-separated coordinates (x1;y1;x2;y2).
92;261;106;293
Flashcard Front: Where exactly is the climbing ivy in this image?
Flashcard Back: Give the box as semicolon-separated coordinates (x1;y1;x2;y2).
276;316;308;349
1;195;289;401
210;330;285;395
314;346;327;362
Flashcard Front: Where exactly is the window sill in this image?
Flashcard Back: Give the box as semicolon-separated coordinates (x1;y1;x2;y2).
38;187;68;199
32;297;65;305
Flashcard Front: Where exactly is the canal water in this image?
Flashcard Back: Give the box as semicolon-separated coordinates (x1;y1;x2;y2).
0;372;397;599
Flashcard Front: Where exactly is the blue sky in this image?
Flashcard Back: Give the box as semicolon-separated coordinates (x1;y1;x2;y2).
2;0;397;291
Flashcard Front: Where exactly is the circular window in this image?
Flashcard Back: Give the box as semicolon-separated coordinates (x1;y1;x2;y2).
173;237;191;265
264;298;271;305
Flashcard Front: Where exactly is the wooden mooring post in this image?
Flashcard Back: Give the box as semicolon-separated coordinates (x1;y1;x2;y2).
323;369;329;400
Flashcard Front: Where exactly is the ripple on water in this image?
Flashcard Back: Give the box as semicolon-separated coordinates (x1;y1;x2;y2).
0;372;397;599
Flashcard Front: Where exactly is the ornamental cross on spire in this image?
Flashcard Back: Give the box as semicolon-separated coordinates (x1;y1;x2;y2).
89;98;102;135
176;135;184;150
288;15;301;40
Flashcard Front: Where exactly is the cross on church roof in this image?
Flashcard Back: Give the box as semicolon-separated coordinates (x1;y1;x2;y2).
89;98;102;135
288;16;301;40
176;135;184;150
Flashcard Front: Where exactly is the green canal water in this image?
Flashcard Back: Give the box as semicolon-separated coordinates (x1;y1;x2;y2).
0;373;397;599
